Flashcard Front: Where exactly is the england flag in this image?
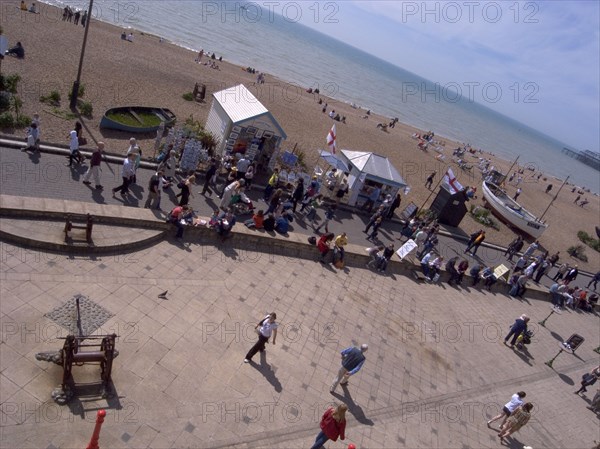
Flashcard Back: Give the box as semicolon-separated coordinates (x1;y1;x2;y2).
443;168;464;194
326;124;337;154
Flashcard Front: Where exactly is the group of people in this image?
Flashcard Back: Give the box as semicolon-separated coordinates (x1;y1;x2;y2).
61;5;88;27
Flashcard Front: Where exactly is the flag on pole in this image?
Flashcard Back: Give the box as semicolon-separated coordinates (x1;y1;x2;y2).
326;124;337;154
443;168;464;194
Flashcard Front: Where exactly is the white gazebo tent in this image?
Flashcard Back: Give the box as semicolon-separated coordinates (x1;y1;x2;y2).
339;150;408;207
205;84;287;169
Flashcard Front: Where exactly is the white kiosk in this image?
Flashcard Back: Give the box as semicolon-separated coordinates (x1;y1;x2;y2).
205;84;287;170
339;150;408;207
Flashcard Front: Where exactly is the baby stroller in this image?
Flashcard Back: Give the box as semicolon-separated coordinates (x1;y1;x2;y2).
515;330;533;350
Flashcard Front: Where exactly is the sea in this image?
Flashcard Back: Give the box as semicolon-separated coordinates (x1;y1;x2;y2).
39;0;600;193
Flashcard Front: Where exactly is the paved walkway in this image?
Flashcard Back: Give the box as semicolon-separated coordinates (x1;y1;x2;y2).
0;143;594;290
1;234;599;448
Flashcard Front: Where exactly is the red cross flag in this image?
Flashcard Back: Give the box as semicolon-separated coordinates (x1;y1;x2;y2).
443;168;464;194
326;124;337;154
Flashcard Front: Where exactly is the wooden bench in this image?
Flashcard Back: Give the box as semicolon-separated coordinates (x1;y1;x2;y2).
64;214;93;243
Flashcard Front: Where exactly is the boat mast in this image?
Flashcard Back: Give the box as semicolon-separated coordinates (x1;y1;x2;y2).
504;155;520;183
539;175;570;222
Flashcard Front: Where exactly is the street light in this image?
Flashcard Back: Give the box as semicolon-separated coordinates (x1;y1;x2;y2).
69;0;94;110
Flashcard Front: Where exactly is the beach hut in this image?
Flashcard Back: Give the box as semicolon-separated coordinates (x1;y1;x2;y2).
339;150;408;207
205;84;287;170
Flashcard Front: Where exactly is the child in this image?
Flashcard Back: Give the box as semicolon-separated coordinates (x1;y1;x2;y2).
208;209;219;228
367;217;383;241
305;194;323;222
245;210;264;229
314;205;335;233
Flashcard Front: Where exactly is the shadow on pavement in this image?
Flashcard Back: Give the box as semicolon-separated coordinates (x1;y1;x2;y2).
558;373;574;385
330;385;374;426
248;353;282;393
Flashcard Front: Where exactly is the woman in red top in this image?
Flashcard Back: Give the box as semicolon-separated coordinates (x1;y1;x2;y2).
310;404;347;449
317;233;335;264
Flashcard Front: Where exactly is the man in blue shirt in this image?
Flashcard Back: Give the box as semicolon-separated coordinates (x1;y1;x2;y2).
330;343;368;393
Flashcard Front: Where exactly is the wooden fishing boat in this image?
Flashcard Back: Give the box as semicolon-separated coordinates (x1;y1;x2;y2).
482;180;548;238
100;107;176;133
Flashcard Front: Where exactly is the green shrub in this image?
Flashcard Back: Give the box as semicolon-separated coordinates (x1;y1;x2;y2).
182;92;194;101
40;90;61;106
68;84;85;101
0;92;10;112
469;205;499;230
1;74;21;94
0;112;15;128
15;114;31;128
567;244;588;262
79;100;93;118
577;230;600;253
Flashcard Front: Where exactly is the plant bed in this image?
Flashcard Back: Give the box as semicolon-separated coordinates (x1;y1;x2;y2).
100;107;176;133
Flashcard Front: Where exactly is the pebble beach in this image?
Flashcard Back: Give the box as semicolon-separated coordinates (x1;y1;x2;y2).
1;0;598;271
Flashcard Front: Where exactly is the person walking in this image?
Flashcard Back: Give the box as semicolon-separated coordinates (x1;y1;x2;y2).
504;315;529;348
465;230;485;256
564;265;579;285
364;206;385;234
552;262;569;281
425;171;436;189
574;366;600;395
513;187;522;201
310;404;347;449
330;343;368;393
82;142;105;190
291;178;305;213
66;129;82;166
386;192;401;218
505;236;524;262
200;158;218;196
487;391;526;429
498;403;534;443
522;241;539;258
263;168;279;201
112;153;136;197
176;175;195;206
314;205;335;234
144;169;164;210
244;312;278;363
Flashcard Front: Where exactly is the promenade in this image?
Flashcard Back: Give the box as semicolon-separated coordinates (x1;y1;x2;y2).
1;142;599;449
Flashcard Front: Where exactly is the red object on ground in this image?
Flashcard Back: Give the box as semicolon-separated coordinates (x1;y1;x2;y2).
347;445;357;449
86;409;106;449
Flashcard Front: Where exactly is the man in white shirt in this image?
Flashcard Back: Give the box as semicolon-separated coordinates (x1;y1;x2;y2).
112;154;136;197
244;312;278;363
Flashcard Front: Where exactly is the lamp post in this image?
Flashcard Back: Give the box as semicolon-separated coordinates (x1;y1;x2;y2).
69;0;94;110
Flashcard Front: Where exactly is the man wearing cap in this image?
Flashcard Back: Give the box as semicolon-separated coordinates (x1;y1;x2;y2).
330;343;368;393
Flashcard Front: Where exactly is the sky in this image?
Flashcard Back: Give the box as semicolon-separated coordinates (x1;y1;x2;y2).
294;0;600;153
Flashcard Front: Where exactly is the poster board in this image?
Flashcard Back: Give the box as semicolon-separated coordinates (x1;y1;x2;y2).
396;239;417;261
493;264;510;282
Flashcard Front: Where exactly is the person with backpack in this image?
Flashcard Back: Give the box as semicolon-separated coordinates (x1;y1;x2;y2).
244;312;278;363
575;366;600;395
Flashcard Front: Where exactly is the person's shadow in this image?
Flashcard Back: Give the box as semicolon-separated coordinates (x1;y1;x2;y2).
248;352;282;392
330;386;374;426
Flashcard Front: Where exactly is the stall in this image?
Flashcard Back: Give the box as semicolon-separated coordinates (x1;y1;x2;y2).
339;150;408;207
205;84;287;170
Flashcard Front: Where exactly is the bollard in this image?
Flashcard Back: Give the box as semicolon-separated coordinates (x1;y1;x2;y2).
86;409;106;449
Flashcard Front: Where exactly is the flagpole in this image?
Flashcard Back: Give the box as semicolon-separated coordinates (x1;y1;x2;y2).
539;175;569;222
418;165;449;213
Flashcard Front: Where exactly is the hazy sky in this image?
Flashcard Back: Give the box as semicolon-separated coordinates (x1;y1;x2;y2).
295;1;599;152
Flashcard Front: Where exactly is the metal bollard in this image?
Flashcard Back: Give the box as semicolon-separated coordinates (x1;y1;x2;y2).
86;409;106;449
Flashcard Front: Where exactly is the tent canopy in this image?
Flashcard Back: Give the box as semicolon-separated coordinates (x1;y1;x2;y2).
340;150;408;188
212;84;287;139
318;149;349;172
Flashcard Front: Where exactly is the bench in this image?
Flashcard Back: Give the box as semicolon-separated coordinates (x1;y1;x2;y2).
64;214;93;243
